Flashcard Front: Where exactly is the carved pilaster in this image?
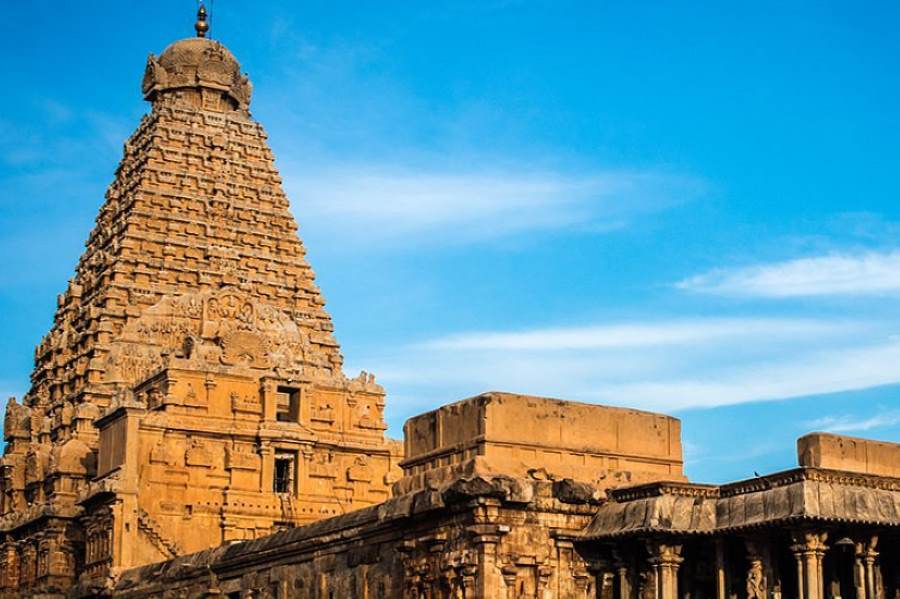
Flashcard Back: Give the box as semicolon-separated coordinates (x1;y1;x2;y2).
537;565;553;595
556;537;594;599
2;543;19;590
647;541;683;599
501;565;518;599
854;536;880;599
468;522;508;596
791;531;828;599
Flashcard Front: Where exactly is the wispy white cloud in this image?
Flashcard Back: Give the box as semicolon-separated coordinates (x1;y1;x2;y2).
283;166;703;247
356;316;900;412
805;409;900;433
590;343;900;410
260;31;705;249
424;318;855;351
584;340;900;410
678;251;900;298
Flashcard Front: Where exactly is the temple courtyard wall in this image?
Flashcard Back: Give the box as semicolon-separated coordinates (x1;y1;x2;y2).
98;395;900;599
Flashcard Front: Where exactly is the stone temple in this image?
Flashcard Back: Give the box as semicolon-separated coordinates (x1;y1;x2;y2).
2;9;900;599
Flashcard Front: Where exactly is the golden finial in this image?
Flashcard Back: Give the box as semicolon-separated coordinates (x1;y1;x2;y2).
195;3;209;38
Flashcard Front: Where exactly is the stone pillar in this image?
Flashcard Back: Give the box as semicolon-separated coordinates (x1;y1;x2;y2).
466;521;509;598
572;569;594;599
647;542;683;599
715;539;727;599
501;565;518;599
854;543;867;599
586;561;613;599
791;532;828;599
537;565;554;598
855;537;880;599
555;538;593;599
601;571;617;599
795;549;805;599
259;442;273;493
615;560;633;599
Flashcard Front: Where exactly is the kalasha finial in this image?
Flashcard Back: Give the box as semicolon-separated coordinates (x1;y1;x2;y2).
195;3;209;38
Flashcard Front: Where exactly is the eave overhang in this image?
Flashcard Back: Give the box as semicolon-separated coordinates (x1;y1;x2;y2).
578;467;900;540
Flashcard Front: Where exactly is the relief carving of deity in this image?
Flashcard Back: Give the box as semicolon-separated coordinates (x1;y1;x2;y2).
746;559;766;599
205;293;254;324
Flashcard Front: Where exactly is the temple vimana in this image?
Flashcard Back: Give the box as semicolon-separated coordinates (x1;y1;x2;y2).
3;7;900;599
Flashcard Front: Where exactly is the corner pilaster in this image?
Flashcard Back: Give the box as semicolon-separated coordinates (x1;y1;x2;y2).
791;531;828;599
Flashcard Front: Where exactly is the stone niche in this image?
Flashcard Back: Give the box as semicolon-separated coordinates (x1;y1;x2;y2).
395;392;685;495
798;431;900;477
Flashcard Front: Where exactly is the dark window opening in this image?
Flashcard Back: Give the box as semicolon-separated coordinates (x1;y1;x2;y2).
273;453;296;494
275;386;300;423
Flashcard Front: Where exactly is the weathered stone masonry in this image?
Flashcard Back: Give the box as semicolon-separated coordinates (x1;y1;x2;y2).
108;401;900;599
1;27;400;597
3;13;900;599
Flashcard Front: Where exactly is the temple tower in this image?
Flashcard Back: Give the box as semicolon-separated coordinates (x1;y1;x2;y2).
0;9;401;596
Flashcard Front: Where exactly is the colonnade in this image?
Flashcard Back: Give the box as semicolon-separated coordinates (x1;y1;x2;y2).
591;530;891;599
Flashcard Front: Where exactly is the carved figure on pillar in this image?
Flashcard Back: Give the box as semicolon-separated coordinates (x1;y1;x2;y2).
747;558;766;599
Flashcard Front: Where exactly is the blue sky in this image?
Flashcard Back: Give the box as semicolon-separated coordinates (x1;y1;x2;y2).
2;1;900;483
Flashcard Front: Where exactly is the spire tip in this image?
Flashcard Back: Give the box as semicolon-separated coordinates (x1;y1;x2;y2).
195;3;209;38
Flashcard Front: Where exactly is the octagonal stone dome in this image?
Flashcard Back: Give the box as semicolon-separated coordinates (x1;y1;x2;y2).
141;37;252;109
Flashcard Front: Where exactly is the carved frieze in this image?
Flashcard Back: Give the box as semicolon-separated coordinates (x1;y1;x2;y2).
310;398;336;425
225;446;259;471
355;399;386;431
183;382;205;407
101;290;330;386
309;452;337;479
230;391;262;415
104;343;164;387
150;440;176;466
185;439;214;468
220;331;268;368
347;456;374;483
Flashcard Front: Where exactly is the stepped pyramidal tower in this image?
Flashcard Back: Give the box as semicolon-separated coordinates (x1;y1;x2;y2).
7;7;900;599
0;7;401;595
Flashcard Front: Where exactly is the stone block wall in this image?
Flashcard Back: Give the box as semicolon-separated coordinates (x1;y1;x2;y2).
397;392;685;496
108;475;602;599
798;432;900;478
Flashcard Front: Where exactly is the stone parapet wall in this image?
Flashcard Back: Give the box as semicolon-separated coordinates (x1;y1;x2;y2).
396;392;685;495
798;432;900;478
